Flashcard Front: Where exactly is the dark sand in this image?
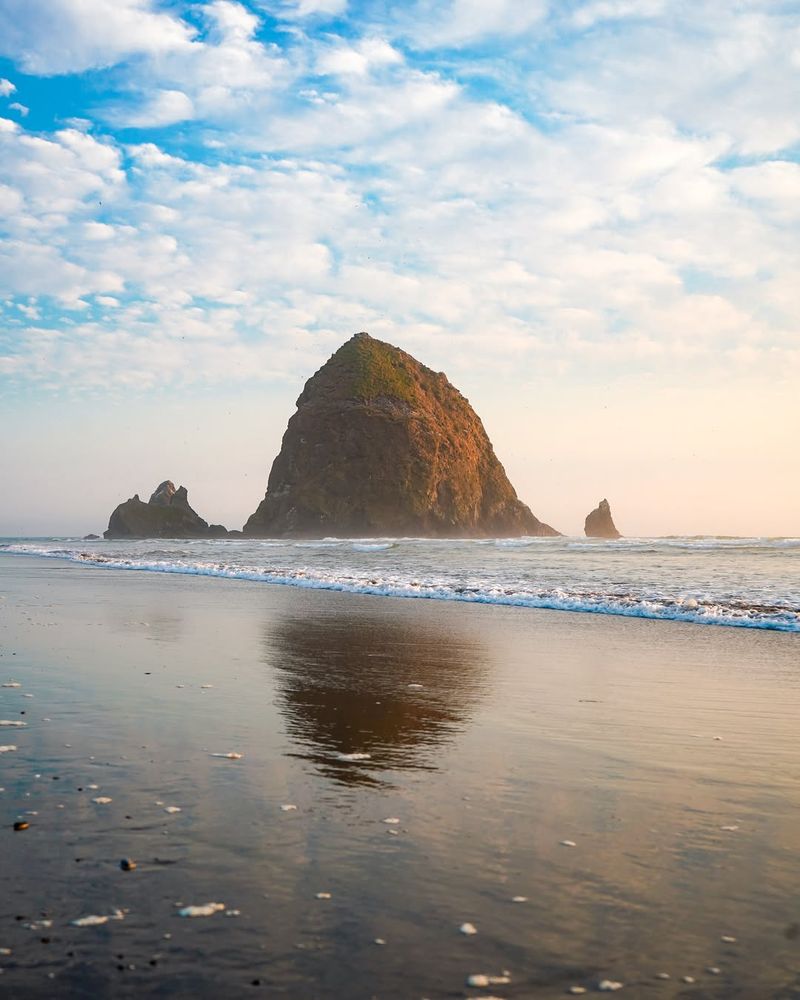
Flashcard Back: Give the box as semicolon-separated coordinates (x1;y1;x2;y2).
1;556;800;998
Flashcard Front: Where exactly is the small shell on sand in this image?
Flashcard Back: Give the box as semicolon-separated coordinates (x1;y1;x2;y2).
720;825;739;831
1;682;21;688
92;797;112;804
210;752;243;759
383;817;400;825
568;988;587;996
71;914;111;927
512;896;528;903
336;752;371;761
407;683;424;690
706;967;721;975
374;938;386;945
0;745;17;754
315;892;332;900
560;840;577;848
467;974;511;987
682;976;696;983
280;804;298;812
178;903;225;918
0;720;26;728
70;910;125;927
720;935;737;943
655;972;670;979
597;980;624;992
164;806;181;814
459;922;478;935
200;684;213;689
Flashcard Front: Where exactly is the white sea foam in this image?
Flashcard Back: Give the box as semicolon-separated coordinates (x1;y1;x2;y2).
2;537;798;632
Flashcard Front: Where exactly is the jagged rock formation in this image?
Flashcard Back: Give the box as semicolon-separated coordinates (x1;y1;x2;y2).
244;332;558;538
104;481;228;539
584;499;621;539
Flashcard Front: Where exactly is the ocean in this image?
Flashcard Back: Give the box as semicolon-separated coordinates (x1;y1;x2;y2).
2;534;798;632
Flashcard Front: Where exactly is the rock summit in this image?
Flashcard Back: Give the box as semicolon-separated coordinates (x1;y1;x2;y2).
104;481;228;539
584;499;622;539
244;332;558;538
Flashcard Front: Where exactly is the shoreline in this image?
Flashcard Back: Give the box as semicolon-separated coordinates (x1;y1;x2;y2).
2;544;799;634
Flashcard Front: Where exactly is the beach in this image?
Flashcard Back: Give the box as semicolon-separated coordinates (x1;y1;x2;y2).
2;555;800;998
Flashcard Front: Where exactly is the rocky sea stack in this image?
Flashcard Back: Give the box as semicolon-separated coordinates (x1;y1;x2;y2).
104;481;228;539
584;498;621;539
244;332;558;538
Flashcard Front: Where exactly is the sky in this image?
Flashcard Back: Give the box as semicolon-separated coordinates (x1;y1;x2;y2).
0;0;798;538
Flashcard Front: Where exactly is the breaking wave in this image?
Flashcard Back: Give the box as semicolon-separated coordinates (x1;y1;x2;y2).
2;537;798;633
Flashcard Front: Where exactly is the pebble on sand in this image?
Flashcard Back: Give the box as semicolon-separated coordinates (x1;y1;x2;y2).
655;972;670;979
1;682;21;688
210;752;243;759
0;720;26;728
560;840;577;847
280;804;298;812
0;746;17;754
13;820;29;831
568;988;587;996
720;935;737;943
706;967;721;975
315;892;332;900
336;752;371;761
164;806;182;814
92;797;113;805
374;938;386;945
178;903;225;918
407;683;424;690
120;859;137;871
720;825;739;831
459;922;478;935
597;980;624;992
382;817;401;825
511;896;528;903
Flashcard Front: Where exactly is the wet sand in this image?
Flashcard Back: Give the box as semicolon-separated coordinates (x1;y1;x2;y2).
1;555;800;998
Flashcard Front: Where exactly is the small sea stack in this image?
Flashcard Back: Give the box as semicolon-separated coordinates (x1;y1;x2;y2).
104;481;228;539
244;332;559;539
584;499;621;539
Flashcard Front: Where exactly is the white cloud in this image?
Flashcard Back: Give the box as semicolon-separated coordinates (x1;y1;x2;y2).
264;0;347;18
0;78;15;97
0;0;194;75
316;37;402;76
570;0;666;29
395;0;550;48
8;102;28;116
122;89;195;127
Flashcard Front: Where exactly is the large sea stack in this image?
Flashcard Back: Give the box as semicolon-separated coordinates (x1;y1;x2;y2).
584;498;622;539
104;481;228;539
244;332;558;538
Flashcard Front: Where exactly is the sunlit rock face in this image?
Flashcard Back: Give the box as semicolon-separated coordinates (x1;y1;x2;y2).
244;332;558;539
104;481;228;539
584;498;622;539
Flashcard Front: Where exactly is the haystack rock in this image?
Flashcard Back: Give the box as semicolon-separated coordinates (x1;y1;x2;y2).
584;499;621;539
244;332;558;538
104;481;228;539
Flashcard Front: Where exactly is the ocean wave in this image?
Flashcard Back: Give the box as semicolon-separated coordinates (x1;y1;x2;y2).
2;542;798;633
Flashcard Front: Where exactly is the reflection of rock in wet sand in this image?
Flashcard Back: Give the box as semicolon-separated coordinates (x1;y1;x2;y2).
266;611;487;785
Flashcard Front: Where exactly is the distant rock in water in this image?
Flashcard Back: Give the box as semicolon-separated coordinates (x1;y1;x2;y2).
584;499;621;539
244;332;558;538
104;481;228;539
83;533;100;540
